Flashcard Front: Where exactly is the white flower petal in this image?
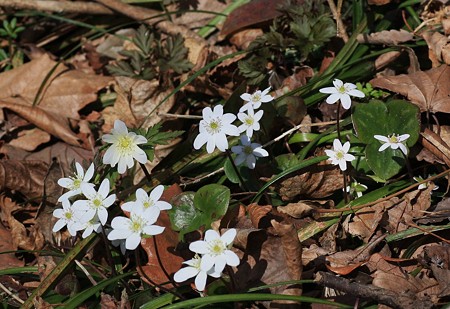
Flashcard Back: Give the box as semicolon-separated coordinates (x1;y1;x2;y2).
52;219;66;232
374;135;389;142
319;86;338;94
126;233;142;250
333;79;343;88
189;240;209;254
224;250;240;266
221;229;236;245
378;143;390;152
204;229;220;242
326;93;341;104
399;143;408;155
200;254;215;272
174;266;199;282
347;89;365;98
193;133;208;150
340;94;352;109
194;270;208;291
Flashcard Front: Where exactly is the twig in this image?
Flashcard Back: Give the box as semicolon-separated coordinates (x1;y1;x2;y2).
0;282;24;305
0;0;113;15
316;169;450;214
94;0;205;42
158;113;203;120
74;260;97;286
327;0;349;42
315;271;433;309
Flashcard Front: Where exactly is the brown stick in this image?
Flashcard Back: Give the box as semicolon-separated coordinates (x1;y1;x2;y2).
0;0;114;15
94;0;205;42
315;271;434;309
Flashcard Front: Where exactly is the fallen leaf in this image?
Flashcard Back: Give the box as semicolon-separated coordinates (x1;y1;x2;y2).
370;65;450;113
277;200;332;219
345;201;387;242
140;184;185;288
423;31;450;66
247;203;272;228
357;29;414;45
8;128;51;152
219;0;283;39
229;29;264;50
0;221;24;269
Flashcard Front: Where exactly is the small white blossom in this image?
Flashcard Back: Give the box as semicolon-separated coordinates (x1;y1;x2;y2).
173;255;222;291
72;179;116;225
231;135;268;169
102;119;148;174
319;79;365;109
239;87;273;112
189;229;240;273
193;105;239;153
413;176;439;191
108;207;164;250
80;216;102;238
121;185;172;214
325;139;355;171
52;200;83;236
237;108;264;138
57;162;95;202
374;133;410;155
345;181;368;198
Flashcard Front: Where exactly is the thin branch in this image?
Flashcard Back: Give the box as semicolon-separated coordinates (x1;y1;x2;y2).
94;0;205;42
0;0;114;15
327;0;349;42
0;282;24;305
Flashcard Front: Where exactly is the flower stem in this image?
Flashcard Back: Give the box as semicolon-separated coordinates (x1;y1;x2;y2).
140;162;152;183
336;103;349;203
402;151;414;181
225;150;250;192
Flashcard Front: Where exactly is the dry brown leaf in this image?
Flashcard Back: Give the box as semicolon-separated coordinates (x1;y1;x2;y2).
423;31;450;66
420;128;450;166
0;222;24;269
422;246;450;297
0;160;62;203
8;128;51;152
368;0;392;5
357;29;414;45
0;101;80;146
103;77;176;130
229;29;264;50
369;253;440;302
277;200;332;219
345;201;387;242
247;203;272;228
277;158;344;201
0;54;111;145
140;184;185;288
370;65;450;113
219;0;283;39
417;197;450;224
383;188;432;233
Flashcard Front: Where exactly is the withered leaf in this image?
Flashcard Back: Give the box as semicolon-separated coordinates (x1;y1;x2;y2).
219;0;283;39
357;29;414;45
277;200;332;219
370;65;450;113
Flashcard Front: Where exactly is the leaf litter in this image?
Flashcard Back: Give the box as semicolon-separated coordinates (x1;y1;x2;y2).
1;0;450;308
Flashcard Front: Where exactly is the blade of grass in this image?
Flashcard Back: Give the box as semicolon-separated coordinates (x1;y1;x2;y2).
22;234;98;309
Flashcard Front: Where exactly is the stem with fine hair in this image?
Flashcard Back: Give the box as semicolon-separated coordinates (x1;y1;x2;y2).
336;103;349;203
226;150;250;192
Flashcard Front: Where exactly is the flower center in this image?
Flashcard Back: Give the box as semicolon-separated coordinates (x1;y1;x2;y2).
208;239;226;256
251;93;261;102
129;215;145;233
243;145;253;155
338;85;347;94
388;135;399;143
90;196;103;209
335;150;345;160
205;118;222;134
143;199;154;209
244;116;254;126
64;211;73;220
117;135;134;154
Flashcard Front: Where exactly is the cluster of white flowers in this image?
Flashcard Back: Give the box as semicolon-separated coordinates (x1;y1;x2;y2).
319;79;411;173
193;87;272;169
53;120;172;252
174;229;239;291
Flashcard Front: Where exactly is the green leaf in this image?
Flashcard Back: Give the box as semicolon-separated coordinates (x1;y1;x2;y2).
352;99;420;180
194;184;230;227
157;34;193;74
168;192;201;239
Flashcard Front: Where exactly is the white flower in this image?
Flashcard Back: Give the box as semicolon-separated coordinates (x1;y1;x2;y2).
72;178;116;225
52;200;84;236
319;79;365;109
345;181;368;198
237;108;264;138
102;119;148;174
107;207;164;250
80;216;102;238
193;105;239;153
374;133;410;155
413;176;439;191
324;139;355;171
239;87;273;112
173;255;222;291
231;135;268;169
189;229;240;273
57;162;95;202
121;185;172;214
